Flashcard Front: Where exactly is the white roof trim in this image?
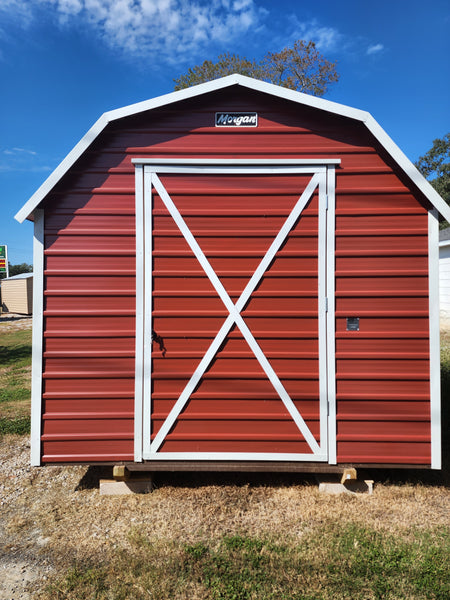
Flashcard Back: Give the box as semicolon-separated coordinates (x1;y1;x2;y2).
14;73;450;223
131;158;341;165
2;272;33;280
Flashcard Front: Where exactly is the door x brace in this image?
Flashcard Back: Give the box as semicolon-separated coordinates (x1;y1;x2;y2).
149;172;323;455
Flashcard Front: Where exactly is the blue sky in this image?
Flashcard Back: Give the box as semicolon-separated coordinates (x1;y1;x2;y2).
1;0;449;265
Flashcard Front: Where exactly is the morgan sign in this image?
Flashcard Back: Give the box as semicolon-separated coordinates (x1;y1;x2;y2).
215;112;258;127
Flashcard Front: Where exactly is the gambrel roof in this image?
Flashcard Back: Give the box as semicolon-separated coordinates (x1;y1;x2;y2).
15;74;450;223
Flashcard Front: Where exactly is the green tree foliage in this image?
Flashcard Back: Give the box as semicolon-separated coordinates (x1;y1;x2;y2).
0;262;33;280
415;133;450;228
415;133;450;203
174;40;339;96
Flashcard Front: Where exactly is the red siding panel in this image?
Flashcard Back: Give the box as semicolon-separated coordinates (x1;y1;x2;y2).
42;163;136;461
334;182;430;464
150;172;322;456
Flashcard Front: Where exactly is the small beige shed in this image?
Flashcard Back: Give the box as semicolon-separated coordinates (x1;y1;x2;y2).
1;273;33;314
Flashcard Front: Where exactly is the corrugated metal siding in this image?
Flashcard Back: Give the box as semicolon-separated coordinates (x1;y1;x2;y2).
41;185;136;461
151;172;321;454
39;87;431;464
335;180;430;464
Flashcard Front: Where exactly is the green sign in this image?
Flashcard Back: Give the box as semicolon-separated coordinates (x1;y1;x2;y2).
0;245;7;274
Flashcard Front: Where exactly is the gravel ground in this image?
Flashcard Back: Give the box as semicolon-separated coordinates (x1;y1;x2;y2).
0;313;33;332
1;314;49;598
0;435;93;599
0;437;57;600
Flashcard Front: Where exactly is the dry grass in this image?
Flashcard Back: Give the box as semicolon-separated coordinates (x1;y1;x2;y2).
1;435;449;599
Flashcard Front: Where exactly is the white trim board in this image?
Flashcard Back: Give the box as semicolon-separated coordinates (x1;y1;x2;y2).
30;210;44;466
429;209;441;469
15;74;450;224
132;158;342;165
325;167;337;465
144;452;328;462
133;165;145;462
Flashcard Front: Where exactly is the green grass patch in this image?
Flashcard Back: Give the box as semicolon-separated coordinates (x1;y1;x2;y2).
0;327;32;429
0;415;31;435
0;329;33;367
41;525;449;600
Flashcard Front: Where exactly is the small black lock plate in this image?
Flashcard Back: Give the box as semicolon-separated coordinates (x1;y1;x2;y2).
346;317;359;331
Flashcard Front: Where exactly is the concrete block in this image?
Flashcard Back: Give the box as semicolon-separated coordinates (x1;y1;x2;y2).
318;479;374;495
99;478;153;495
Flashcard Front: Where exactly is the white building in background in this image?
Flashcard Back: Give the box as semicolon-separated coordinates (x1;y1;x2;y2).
0;272;33;314
439;227;450;319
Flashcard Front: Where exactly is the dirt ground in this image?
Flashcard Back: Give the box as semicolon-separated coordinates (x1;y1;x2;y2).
1;315;449;599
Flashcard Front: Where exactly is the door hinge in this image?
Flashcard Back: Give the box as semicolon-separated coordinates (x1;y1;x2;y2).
325;297;328;312
325;195;329;210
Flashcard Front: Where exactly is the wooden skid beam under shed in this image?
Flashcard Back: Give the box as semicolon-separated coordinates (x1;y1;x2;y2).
122;461;431;473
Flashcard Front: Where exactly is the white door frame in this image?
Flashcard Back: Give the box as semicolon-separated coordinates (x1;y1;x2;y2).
133;159;338;463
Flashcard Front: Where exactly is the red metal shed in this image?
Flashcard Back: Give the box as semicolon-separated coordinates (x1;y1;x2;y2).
16;75;449;471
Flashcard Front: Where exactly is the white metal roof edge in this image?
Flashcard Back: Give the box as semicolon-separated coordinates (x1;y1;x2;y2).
14;73;449;222
1;272;33;280
15;113;109;223
364;115;450;223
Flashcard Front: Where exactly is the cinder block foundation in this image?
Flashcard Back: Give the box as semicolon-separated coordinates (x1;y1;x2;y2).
318;479;374;495
99;478;153;495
